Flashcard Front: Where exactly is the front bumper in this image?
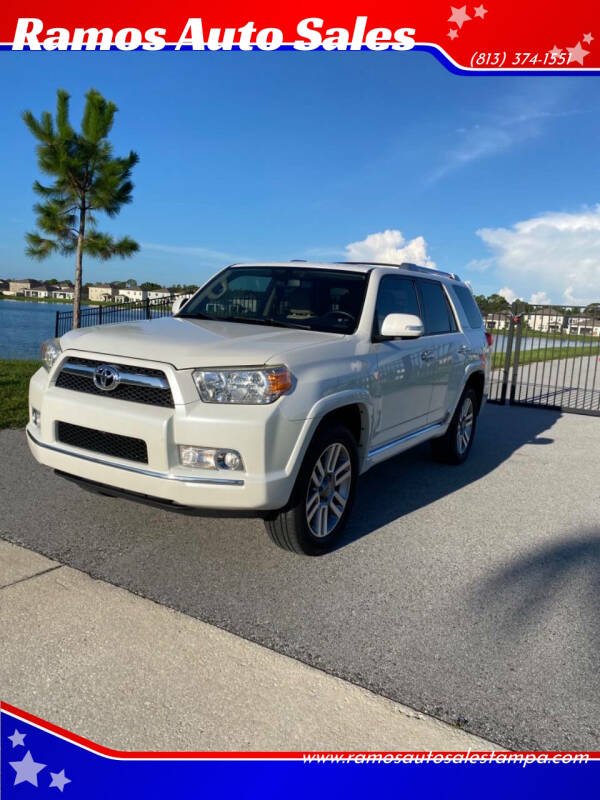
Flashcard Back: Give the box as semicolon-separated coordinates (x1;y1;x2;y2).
27;362;306;511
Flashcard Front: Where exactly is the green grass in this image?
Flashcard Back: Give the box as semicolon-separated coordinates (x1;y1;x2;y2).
492;344;600;370
0;359;40;429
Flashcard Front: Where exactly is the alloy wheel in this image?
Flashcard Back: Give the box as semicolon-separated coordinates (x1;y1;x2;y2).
456;396;474;455
305;442;352;538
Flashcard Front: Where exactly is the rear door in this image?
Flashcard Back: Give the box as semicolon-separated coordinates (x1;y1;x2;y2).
414;278;464;424
371;275;434;447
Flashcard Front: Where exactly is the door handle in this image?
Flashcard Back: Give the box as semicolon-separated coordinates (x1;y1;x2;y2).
421;350;435;362
457;344;470;355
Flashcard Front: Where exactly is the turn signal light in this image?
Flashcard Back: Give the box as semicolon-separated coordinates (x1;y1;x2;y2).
266;368;292;395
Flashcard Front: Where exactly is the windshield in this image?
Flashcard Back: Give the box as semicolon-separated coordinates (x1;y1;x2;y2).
178;266;369;334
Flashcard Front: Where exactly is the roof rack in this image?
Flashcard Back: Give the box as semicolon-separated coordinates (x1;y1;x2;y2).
337;261;461;281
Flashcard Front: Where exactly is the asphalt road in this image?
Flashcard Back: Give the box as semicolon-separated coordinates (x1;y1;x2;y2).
1;404;599;750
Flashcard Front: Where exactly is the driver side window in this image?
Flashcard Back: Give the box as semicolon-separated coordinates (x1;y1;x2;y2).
374;276;420;336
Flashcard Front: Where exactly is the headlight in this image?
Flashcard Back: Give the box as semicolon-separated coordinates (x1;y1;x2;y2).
40;338;62;371
192;366;292;404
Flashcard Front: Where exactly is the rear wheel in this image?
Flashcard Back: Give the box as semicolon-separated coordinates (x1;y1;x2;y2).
264;423;358;555
430;386;478;464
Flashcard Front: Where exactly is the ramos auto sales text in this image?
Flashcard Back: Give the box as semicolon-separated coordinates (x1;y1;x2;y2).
12;17;416;51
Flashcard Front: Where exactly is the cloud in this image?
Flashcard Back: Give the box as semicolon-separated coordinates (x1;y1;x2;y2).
430;83;574;182
498;287;517;303
464;257;494;273
344;229;436;268
477;206;600;305
530;290;551;304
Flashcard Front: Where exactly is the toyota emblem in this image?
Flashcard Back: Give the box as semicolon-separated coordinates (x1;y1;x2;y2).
93;364;121;392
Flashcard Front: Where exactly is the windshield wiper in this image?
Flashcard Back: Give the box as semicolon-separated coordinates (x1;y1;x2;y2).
211;315;310;330
178;313;310;329
177;311;211;319
260;317;311;330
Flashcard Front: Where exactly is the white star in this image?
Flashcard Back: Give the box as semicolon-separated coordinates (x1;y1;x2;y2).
448;5;471;28
448;28;459;39
583;32;594;44
9;750;46;787
8;729;26;747
567;41;590;64
49;769;72;792
474;5;488;19
549;45;563;58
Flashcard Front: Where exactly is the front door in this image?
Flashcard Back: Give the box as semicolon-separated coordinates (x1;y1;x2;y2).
371;275;435;448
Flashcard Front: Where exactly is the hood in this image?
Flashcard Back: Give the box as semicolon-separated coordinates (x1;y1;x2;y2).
60;316;342;369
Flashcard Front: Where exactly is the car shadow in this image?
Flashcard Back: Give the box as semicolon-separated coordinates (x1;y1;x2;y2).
474;529;600;645
337;403;560;548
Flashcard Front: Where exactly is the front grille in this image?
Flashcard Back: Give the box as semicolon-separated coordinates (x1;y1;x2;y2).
55;358;174;407
56;421;148;464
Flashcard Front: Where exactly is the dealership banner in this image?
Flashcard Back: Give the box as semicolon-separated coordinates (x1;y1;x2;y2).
1;0;599;73
1;703;598;798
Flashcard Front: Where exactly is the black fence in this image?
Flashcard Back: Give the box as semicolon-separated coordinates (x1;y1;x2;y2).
486;303;600;416
55;295;600;417
55;295;190;337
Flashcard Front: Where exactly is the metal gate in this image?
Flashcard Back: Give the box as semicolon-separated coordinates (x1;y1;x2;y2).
486;303;600;416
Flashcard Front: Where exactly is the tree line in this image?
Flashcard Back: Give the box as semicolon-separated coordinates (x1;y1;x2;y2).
475;293;600;316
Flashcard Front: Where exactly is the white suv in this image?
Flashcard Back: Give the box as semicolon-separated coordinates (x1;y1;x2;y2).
28;262;489;555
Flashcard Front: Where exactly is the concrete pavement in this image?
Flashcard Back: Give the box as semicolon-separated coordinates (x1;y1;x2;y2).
0;540;494;751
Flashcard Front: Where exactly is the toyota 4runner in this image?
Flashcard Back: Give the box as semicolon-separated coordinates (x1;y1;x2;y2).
28;261;490;555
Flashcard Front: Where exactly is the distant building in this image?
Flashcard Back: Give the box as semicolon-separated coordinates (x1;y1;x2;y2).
566;316;600;337
8;278;40;295
483;312;512;331
22;284;52;298
0;280;9;293
88;284;118;302
118;286;147;302
525;313;568;334
51;287;75;300
146;288;171;300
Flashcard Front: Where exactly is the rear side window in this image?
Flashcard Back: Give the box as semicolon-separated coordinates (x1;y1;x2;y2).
416;279;457;335
453;285;484;329
374;276;420;335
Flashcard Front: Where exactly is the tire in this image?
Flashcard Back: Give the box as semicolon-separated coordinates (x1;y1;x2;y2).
264;423;358;555
430;386;478;465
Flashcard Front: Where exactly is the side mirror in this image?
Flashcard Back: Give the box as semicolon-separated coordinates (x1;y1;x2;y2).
379;313;424;339
172;295;188;315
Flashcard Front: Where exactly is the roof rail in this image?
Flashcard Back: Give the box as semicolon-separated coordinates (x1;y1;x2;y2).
337;261;461;281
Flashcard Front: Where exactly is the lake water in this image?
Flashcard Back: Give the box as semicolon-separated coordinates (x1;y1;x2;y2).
0;299;71;359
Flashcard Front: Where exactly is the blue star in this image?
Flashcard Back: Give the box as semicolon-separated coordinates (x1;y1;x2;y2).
8;729;26;747
49;769;72;792
9;750;46;787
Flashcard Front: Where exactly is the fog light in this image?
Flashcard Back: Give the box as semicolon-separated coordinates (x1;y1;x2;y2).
31;407;41;427
178;445;244;471
221;451;243;470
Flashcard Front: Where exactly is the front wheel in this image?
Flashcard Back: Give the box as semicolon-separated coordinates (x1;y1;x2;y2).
264;423;358;555
430;387;478;464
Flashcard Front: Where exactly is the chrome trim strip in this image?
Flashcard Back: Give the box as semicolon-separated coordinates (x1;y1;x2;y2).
367;422;444;459
61;361;169;390
26;429;244;486
60;362;96;376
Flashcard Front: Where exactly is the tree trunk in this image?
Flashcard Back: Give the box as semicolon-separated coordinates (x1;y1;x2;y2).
73;204;86;329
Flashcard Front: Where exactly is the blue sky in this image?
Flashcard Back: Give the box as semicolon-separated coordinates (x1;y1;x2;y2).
2;51;600;303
